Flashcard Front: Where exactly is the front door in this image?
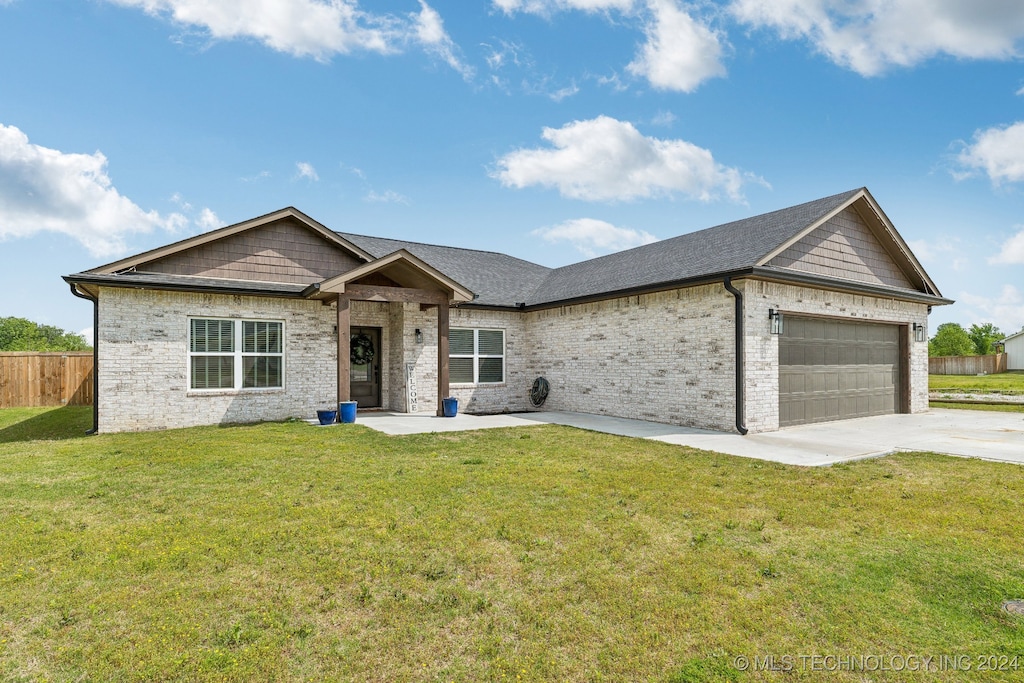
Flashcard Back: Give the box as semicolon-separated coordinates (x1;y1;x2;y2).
349;327;381;408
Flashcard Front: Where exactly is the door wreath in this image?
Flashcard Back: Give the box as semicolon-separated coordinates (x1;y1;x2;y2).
350;333;375;365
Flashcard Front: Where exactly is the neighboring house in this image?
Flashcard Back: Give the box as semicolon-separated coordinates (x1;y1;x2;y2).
65;187;951;434
1005;330;1024;371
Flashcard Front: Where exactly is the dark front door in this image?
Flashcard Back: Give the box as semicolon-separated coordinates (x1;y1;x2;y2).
349;327;381;408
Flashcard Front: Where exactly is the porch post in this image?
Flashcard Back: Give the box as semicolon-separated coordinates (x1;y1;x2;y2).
337;295;350;404
436;298;449;416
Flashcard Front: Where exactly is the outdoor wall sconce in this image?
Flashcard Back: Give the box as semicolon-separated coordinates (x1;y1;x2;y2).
768;308;783;335
415;328;423;344
913;322;926;343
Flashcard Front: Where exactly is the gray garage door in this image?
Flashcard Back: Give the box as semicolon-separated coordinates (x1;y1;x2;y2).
779;316;900;427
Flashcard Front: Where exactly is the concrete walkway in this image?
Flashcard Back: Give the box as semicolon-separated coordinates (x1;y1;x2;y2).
350;408;1024;467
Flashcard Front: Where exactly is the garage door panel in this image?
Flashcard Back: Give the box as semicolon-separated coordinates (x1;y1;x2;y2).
779;317;900;427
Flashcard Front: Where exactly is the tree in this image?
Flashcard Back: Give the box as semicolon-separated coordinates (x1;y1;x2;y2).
0;317;90;351
928;322;974;357
967;323;1004;355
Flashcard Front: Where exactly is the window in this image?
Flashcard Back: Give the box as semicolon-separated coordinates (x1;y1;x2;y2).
189;318;283;391
450;328;504;384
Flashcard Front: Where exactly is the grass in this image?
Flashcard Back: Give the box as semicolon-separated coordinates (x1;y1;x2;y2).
2;407;1024;681
929;371;1024;395
930;402;1024;413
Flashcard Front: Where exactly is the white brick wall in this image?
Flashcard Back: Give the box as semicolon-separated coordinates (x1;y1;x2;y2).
97;279;932;434
743;280;930;433
524;286;736;432
448;308;531;414
98;287;337;432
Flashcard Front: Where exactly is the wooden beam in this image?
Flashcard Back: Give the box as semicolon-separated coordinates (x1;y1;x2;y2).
337;297;350;404
341;284;448;305
436;300;449;417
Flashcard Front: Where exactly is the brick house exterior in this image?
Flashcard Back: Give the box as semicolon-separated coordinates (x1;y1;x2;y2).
67;188;950;434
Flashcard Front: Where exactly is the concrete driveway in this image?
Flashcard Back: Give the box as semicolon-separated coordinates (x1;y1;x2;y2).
353;408;1024;467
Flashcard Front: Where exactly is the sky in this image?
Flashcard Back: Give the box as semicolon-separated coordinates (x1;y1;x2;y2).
1;0;1024;344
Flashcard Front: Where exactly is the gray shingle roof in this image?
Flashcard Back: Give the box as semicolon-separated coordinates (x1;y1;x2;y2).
342;188;863;307
337;233;552;307
530;188;863;305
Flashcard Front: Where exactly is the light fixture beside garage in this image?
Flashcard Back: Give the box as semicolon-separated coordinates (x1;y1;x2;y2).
913;323;926;343
768;309;783;335
415;328;423;344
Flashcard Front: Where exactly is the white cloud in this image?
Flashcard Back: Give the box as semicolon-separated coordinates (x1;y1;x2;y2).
956;121;1024;185
109;1;469;76
990;227;1024;264
627;0;726;92
0;123;187;257
197;207;224;230
907;236;967;271
493;115;755;202
549;83;579;101
295;161;320;181
413;1;473;79
78;327;95;347
365;189;410;204
1017;85;1024;96
959;284;1024;334
532;217;658;256
730;0;1024;76
650;110;677;126
493;0;635;15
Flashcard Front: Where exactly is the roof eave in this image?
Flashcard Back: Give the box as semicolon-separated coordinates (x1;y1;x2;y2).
750;266;954;306
63;273;308;299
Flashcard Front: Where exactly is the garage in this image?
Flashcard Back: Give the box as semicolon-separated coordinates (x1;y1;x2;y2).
779;316;904;427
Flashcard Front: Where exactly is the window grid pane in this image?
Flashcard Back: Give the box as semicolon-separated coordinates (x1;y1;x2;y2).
449;328;474;355
478;357;504;383
243;356;282;388
450;357;474;383
191;319;233;353
191;356;234;389
477;330;503;356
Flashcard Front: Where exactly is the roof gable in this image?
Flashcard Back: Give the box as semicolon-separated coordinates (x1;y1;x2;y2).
757;189;940;296
135;217;365;285
765;205;915;289
316;250;474;302
88;207;373;276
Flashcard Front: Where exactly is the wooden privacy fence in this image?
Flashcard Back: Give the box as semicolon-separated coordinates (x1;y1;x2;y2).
929;353;1007;375
0;352;94;407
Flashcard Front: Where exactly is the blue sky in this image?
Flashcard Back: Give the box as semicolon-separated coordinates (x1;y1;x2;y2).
2;0;1024;342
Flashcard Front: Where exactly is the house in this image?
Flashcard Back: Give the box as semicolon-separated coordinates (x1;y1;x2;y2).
65;187;951;434
1005;330;1024;371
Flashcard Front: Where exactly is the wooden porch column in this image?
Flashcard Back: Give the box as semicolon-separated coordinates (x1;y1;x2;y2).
337;296;350;404
436;299;449;416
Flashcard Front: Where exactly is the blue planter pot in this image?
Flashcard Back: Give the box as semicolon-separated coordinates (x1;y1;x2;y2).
316;410;337;425
339;401;358;424
442;397;458;418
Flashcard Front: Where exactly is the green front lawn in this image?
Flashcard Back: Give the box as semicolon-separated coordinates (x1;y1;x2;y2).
930;371;1024;395
2;408;1023;681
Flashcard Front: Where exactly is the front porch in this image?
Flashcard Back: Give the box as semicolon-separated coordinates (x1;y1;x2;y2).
307;249;474;417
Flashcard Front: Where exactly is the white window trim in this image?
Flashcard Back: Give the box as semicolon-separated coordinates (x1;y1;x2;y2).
450;327;505;385
187;317;285;393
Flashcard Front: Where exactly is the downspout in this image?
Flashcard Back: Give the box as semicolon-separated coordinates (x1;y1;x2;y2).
722;278;748;435
68;284;98;435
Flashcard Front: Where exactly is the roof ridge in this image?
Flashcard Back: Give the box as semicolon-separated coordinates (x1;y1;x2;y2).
338;231;551;268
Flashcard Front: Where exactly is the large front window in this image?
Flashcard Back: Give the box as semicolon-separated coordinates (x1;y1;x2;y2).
189;318;283;390
450;328;504;384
